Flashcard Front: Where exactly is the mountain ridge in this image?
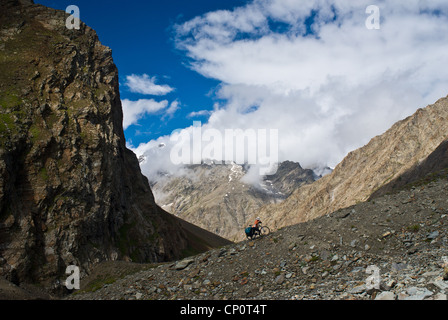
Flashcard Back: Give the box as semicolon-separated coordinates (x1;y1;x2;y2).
257;95;448;230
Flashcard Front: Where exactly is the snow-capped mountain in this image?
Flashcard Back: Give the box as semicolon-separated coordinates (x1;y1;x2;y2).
148;161;320;241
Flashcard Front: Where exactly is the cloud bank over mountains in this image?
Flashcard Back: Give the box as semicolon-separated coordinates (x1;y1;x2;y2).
127;0;448;181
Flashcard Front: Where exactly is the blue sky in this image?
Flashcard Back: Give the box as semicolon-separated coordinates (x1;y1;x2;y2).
36;0;245;146
35;0;448;181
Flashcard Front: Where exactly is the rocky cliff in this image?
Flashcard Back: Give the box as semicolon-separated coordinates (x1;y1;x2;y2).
0;0;229;292
258;95;448;230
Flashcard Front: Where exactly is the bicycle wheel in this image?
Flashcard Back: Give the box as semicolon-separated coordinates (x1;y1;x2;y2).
260;226;270;236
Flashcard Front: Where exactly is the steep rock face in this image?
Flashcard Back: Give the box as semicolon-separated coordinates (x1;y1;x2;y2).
258;95;448;230
369;138;448;199
0;0;194;289
151;161;315;241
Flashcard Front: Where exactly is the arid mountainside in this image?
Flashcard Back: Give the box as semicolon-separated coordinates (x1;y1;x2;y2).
0;0;229;293
150;161;316;241
68;165;448;301
258;96;448;230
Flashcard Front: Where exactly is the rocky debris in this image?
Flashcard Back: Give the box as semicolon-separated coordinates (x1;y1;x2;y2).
69;176;448;300
0;275;53;300
172;258;195;271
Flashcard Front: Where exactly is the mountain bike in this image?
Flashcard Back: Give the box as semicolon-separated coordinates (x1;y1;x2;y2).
246;223;270;240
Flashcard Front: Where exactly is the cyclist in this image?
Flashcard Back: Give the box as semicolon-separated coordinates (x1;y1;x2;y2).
252;217;262;235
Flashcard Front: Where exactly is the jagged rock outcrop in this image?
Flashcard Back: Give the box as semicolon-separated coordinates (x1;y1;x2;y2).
150;161;316;241
258;95;448;230
266;161;319;197
0;0;230;292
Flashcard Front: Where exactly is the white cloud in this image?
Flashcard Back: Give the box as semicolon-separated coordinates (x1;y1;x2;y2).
121;74;180;128
166;100;180;116
122;99;168;129
187;109;212;118
135;0;448;182
159;100;181;121
125;74;174;96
